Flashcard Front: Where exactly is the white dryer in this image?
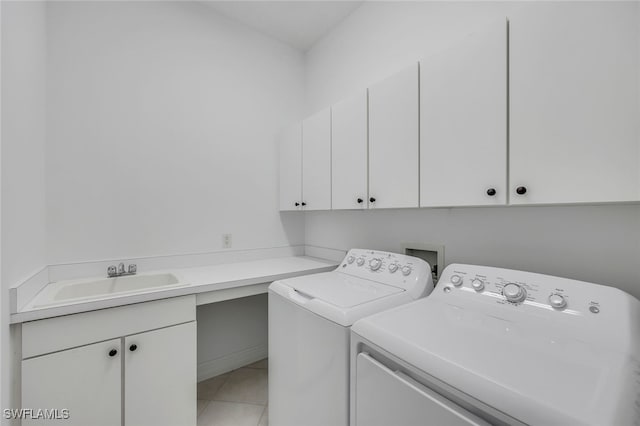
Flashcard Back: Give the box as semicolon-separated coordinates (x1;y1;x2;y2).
351;264;640;426
268;249;433;426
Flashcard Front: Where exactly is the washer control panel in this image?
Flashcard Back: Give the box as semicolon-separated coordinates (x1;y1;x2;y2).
433;264;640;368
435;263;629;318
339;249;434;298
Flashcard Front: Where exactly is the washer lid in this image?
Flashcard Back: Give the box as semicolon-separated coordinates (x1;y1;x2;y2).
269;271;408;327
288;272;402;308
352;298;638;426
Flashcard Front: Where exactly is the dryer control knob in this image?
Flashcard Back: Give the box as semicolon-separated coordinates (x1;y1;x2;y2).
388;264;399;273
471;279;485;292
347;256;355;264
450;275;463;286
503;283;527;303
549;294;567;309
401;266;412;276
369;258;382;271
356;258;365;266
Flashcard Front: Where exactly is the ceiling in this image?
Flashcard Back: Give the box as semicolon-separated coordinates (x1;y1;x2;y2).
201;1;363;51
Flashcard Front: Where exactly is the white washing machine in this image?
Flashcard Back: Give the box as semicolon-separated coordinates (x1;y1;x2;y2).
268;249;433;426
351;263;640;426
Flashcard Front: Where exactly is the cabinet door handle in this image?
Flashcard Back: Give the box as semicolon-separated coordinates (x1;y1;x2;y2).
294;202;300;206
486;188;496;196
301;202;306;206
357;198;363;204
129;344;138;352
516;186;527;195
369;197;376;203
108;349;118;357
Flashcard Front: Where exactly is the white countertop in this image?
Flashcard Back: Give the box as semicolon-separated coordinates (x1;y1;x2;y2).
11;256;338;324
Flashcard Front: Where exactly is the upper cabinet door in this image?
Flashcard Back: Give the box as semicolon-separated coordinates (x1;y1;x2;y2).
368;64;420;209
420;21;507;207
302;108;332;210
332;90;368;210
279;123;302;211
510;3;640;204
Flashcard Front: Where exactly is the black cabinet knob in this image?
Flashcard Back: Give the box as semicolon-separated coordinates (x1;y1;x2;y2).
294;202;300;206
301;202;306;206
369;197;376;203
486;188;496;196
108;349;118;357
357;198;363;204
129;344;137;352
516;186;527;195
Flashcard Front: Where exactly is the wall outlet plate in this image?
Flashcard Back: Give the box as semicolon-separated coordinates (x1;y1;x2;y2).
401;243;444;282
222;234;232;249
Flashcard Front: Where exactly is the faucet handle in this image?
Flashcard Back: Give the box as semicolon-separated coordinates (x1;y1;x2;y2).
128;264;137;274
107;265;117;277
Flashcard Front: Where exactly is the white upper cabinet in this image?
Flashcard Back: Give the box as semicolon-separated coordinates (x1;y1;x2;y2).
279;124;302;211
510;3;640;204
420;21;507;207
368;63;420;209
332;90;368;210
302;108;332;210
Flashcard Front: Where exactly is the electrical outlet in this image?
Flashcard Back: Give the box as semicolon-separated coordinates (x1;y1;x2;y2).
222;234;232;249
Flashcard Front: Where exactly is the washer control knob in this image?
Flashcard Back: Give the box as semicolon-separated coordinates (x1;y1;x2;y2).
369;258;382;271
503;283;527;303
347;256;355;264
401;266;412;276
548;294;567;309
450;275;463;286
471;279;485;292
356;258;365;266
388;263;399;273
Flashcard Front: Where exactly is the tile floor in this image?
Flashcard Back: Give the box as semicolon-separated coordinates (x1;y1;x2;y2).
197;358;268;426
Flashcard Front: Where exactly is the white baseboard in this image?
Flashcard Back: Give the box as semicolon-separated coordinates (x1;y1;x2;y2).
197;343;268;382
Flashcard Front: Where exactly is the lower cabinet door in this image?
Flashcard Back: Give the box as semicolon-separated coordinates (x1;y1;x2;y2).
124;321;197;426
22;338;122;426
354;353;489;426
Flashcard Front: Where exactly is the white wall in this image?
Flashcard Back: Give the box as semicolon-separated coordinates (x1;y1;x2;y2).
304;1;640;299
306;1;526;113
1;0;48;418
46;1;305;265
196;294;268;380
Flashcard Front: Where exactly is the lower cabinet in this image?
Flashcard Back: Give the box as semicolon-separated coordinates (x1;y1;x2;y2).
20;297;197;426
22;338;122;426
125;322;197;426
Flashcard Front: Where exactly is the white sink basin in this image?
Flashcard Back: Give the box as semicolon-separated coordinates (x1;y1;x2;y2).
31;273;188;308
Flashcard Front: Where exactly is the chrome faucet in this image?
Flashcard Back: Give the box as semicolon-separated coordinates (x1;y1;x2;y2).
107;262;137;278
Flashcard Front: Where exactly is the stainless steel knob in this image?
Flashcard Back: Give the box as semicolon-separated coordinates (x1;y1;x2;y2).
471;279;485;292
450;275;463;286
548;294;567;309
369;258;382;271
503;283;527;303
